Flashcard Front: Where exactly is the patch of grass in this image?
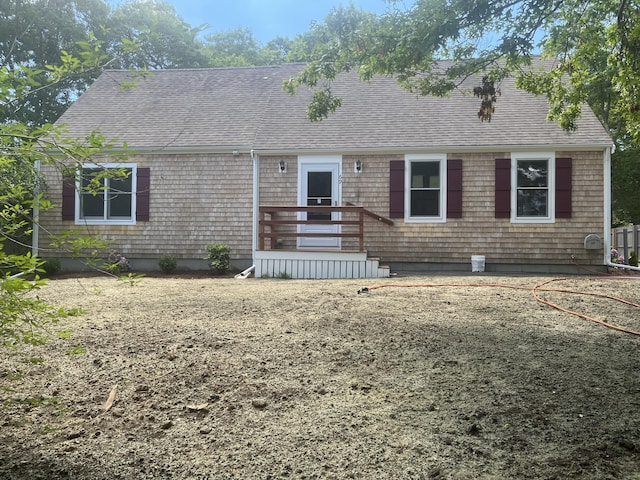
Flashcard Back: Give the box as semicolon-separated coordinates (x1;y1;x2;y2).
3;370;25;381
13;395;60;407
25;356;45;364
261;272;292;279
65;342;85;355
57;329;72;340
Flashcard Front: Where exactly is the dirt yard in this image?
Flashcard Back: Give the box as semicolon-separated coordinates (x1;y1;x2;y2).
1;273;640;479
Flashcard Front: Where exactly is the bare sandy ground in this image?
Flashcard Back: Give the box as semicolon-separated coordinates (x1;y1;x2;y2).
1;273;640;479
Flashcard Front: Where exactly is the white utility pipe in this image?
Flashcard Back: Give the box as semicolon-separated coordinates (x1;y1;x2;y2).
32;159;40;258
234;265;255;279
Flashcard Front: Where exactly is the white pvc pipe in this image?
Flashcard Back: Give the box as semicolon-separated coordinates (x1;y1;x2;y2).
32;159;40;258
234;265;255;279
251;149;259;262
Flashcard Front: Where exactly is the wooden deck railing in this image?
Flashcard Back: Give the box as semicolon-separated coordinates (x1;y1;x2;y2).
258;205;393;252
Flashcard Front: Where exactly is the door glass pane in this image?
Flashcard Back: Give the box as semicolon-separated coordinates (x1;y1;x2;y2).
307;171;332;220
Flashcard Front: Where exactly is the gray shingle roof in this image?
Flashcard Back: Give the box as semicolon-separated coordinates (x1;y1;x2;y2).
54;63;612;152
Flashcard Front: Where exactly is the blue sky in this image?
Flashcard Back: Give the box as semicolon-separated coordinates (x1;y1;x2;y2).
161;0;410;43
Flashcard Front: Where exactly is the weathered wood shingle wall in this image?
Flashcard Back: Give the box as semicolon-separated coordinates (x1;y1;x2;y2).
259;150;604;267
40;153;254;264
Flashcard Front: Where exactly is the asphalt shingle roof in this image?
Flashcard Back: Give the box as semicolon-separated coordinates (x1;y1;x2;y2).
54;63;612;152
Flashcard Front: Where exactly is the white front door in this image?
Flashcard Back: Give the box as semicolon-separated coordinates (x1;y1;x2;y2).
298;156;342;248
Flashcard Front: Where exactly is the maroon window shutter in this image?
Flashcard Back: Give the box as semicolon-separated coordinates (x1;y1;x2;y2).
555;157;572;218
495;158;511;218
389;160;405;218
62;172;75;221
447;159;463;218
136;167;150;221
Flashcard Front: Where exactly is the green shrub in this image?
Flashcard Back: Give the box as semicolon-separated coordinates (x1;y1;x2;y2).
158;254;177;274
630;251;638;267
42;258;61;276
206;244;230;275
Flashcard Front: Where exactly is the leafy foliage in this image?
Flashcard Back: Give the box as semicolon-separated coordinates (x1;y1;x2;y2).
1;12;124;347
158;254;177;274
286;0;640;142
0;0;110;126
106;0;211;69
0;255;82;346
206;244;230;275
204;28;291;67
612;146;640;225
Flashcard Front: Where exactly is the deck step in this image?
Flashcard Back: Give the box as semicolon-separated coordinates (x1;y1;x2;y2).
254;251;390;279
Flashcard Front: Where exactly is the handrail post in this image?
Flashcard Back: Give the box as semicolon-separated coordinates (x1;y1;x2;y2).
359;209;364;252
258;208;265;250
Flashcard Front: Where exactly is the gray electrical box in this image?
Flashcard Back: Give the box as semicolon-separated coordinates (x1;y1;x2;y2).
584;234;603;250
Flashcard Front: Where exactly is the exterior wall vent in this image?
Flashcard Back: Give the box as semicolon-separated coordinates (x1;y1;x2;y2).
584;234;602;250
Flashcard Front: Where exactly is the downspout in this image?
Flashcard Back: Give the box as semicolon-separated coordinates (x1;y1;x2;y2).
604;145;640;272
251;149;259;266
32;159;40;258
10;160;40;279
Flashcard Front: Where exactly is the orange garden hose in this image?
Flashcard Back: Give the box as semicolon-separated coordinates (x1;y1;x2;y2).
531;277;640;336
360;277;640;337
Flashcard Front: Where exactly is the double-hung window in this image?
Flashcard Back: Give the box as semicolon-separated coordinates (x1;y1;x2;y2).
512;152;555;223
405;154;446;223
77;163;137;225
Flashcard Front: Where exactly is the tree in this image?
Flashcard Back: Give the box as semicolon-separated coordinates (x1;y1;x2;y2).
0;0;110;125
1;68;115;347
203;28;292;67
285;0;640;142
0;2;139;346
106;0;211;69
612;146;640;225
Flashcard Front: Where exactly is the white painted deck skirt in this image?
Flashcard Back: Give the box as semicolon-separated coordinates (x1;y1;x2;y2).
254;250;390;279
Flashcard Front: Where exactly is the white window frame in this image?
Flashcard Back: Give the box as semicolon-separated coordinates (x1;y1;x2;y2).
511;152;555;224
75;163;137;225
404;153;447;223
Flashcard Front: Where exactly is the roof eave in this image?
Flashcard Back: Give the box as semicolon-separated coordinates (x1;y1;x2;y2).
251;143;614;156
69;142;614;157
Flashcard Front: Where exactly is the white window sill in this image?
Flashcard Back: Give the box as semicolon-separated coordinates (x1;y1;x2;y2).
404;217;447;224
511;217;555;224
76;219;136;226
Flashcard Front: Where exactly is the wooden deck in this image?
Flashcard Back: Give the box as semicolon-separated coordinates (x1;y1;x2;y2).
256;205;393;279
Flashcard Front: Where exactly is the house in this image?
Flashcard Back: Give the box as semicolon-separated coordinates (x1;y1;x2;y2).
39;62;613;278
